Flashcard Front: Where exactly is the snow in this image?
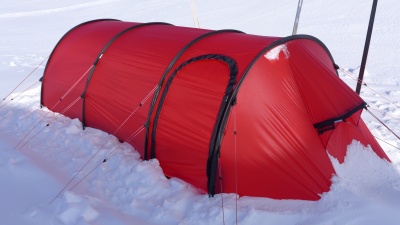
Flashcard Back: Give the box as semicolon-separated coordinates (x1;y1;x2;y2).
264;44;290;61
1;0;400;224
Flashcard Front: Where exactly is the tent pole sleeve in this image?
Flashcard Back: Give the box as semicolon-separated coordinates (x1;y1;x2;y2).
356;0;378;95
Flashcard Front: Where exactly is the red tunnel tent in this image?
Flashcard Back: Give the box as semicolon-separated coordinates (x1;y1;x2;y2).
40;19;390;200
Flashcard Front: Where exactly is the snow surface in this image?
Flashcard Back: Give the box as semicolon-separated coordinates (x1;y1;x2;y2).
1;0;400;224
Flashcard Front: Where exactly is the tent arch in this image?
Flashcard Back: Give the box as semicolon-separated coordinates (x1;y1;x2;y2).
40;20;143;121
238;34;339;89
150;54;238;190
151;54;238;158
39;18;120;107
144;29;245;159
81;22;173;128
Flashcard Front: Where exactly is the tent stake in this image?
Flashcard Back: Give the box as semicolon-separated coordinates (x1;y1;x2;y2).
292;0;303;35
356;0;378;95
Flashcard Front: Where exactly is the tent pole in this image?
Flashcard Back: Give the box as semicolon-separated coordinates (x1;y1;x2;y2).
292;0;303;35
191;0;200;28
356;0;378;95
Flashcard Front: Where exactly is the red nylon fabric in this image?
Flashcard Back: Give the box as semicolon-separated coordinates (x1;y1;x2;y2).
41;20;390;200
155;60;232;191
219;46;334;200
146;32;279;158
286;40;365;124
326;116;390;163
84;24;208;155
41;20;137;120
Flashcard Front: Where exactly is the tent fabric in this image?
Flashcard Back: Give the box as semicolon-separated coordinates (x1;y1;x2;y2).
40;20;390;200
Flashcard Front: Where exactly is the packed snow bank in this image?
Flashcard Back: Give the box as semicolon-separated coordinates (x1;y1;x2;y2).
1;86;400;225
